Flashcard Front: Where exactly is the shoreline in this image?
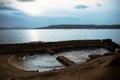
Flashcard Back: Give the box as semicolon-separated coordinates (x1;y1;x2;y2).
0;39;120;80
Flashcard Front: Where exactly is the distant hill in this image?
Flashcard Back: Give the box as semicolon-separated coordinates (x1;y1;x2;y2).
0;24;120;29
37;24;120;29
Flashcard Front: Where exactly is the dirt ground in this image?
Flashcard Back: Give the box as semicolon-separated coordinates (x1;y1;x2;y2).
0;40;120;80
0;52;120;80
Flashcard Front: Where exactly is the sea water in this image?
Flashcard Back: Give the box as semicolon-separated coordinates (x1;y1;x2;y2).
0;29;120;44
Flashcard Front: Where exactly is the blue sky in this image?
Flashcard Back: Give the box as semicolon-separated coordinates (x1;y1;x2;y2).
0;0;120;28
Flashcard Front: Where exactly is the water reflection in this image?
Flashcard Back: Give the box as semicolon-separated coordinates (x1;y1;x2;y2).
26;30;41;41
0;29;120;44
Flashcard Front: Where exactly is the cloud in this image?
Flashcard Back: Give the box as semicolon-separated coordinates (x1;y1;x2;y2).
0;0;11;5
0;5;18;11
17;0;35;2
75;4;88;9
0;4;25;16
96;3;102;7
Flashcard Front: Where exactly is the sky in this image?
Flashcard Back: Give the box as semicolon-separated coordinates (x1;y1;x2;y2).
0;0;120;28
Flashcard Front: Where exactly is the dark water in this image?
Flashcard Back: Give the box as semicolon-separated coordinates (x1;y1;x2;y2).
0;29;120;44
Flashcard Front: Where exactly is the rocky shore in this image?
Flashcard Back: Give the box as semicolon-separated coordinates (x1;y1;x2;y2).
0;39;120;80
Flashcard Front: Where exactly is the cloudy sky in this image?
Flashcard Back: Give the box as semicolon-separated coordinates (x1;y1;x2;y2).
0;0;120;28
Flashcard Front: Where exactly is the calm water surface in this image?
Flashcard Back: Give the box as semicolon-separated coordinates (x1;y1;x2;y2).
0;29;120;44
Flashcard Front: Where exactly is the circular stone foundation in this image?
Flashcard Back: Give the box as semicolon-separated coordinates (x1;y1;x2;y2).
23;54;64;72
8;48;110;72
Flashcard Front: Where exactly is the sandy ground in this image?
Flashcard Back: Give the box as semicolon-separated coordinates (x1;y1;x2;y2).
0;52;120;80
